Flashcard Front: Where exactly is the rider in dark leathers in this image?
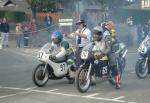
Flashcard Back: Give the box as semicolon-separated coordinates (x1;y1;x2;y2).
103;21;121;89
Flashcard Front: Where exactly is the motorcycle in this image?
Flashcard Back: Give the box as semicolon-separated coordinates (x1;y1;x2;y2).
135;35;150;79
32;43;75;87
75;43;121;93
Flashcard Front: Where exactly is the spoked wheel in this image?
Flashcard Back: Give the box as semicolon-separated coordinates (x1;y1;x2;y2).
135;59;148;79
76;68;91;93
32;63;49;87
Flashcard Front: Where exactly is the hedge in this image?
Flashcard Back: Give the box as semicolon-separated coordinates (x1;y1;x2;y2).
0;10;25;22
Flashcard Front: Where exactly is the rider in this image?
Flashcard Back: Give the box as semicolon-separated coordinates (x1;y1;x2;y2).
93;24;121;89
104;21;121;89
49;31;74;65
109;21;120;53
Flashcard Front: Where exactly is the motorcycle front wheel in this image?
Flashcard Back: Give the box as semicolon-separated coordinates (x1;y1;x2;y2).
135;59;148;79
75;67;91;93
32;63;49;87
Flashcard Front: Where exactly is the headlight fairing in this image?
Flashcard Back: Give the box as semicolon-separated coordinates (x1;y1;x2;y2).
138;45;148;55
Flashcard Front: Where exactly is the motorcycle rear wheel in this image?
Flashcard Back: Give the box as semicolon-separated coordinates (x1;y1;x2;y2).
32;63;49;87
76;67;91;93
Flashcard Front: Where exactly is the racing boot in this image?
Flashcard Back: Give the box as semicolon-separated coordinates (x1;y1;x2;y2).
91;74;96;86
114;75;121;89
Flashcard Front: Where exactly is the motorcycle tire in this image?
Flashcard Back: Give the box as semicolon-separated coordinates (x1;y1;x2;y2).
135;59;148;79
75;67;91;93
32;63;49;87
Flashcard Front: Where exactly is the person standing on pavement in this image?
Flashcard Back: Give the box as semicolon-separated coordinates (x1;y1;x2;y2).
1;18;10;48
15;23;23;48
44;13;53;33
64;19;92;70
23;24;29;47
28;19;38;47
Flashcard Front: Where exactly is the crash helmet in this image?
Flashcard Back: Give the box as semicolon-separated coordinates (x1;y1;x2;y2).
51;31;63;44
93;26;103;41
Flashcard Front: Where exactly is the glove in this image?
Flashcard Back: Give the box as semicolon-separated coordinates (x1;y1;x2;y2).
49;55;56;61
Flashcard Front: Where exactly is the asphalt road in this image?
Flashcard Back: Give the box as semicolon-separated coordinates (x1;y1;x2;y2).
0;48;150;103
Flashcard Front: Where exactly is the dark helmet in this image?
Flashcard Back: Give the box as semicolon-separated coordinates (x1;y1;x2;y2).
76;19;86;26
51;31;63;44
93;26;103;41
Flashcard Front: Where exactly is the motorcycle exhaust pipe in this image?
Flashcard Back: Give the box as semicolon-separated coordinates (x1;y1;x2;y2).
122;49;128;58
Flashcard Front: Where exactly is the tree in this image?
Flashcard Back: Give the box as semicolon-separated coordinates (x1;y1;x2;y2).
26;0;56;19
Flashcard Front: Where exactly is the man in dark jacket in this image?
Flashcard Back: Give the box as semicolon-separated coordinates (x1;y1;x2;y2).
44;13;53;33
1;18;10;48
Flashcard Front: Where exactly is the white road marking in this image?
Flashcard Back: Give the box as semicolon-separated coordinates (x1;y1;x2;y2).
0;86;136;103
25;87;37;90
0;86;25;90
19;91;32;94
0;94;17;99
48;89;59;92
83;96;125;103
48;91;80;97
113;96;125;100
83;93;100;97
0;91;32;99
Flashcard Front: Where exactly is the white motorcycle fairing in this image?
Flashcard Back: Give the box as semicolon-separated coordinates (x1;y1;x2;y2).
37;43;69;77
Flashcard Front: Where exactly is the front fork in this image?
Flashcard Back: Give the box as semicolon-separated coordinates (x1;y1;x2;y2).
144;57;148;69
42;63;48;76
122;49;128;58
86;63;92;80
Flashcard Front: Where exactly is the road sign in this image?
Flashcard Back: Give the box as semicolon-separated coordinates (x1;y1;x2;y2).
59;19;73;26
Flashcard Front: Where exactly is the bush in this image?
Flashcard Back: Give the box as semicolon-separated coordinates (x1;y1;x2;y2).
0;10;25;22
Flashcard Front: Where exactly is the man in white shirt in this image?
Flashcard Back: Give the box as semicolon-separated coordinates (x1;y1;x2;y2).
65;19;91;70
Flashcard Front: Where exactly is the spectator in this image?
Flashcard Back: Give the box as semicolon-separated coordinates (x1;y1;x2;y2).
28;19;38;47
1;18;9;48
64;19;91;70
15;23;23;48
44;13;53;33
23;24;29;47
